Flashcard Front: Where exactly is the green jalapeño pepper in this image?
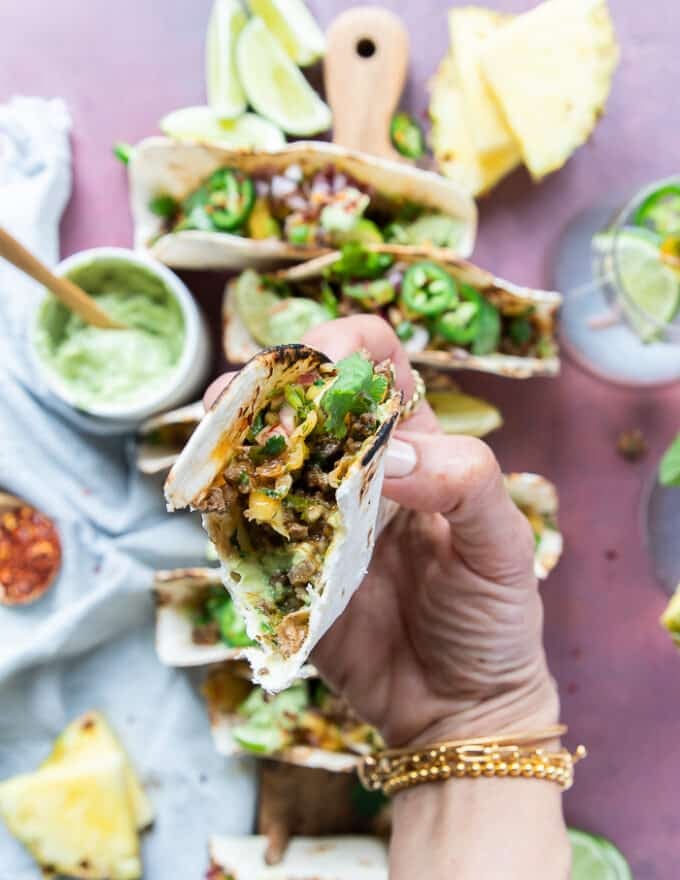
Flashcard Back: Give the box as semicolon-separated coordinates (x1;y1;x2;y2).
633;183;680;237
206;167;256;231
401;262;457;316
343;278;396;308
435;284;501;354
390;112;426;160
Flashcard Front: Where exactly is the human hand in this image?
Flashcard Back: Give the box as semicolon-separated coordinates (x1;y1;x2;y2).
205;315;558;748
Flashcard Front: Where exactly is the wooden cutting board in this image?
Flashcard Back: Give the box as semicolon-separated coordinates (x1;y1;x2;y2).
324;6;409;161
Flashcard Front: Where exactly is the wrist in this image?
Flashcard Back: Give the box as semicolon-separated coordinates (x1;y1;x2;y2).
399;671;560;749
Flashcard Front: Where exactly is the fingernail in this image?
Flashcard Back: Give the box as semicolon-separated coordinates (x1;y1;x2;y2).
385;437;417;478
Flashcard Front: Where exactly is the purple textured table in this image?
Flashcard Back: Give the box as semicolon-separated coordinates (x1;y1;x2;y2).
3;1;680;876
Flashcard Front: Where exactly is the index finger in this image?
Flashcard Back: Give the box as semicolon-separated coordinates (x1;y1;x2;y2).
303;315;440;434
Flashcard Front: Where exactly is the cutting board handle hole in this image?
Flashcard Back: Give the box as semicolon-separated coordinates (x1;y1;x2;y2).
356;37;376;58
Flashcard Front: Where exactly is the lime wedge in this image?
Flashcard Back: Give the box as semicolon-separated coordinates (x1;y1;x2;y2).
247;0;325;67
206;0;248;119
569;829;632;879
236;17;332;136
160;107;285;149
615;230;680;339
427;390;503;438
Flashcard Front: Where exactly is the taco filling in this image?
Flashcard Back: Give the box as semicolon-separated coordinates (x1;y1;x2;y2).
203;669;383;758
230;244;557;360
156;164;464;251
194;353;395;659
182;584;254;648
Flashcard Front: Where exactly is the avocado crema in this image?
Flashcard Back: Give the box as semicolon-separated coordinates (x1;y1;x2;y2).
232;244;557;360
156;163;464;251
196;353;394;658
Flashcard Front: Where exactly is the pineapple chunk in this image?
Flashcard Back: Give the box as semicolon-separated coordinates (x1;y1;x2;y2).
430;57;520;197
480;0;619;179
42;710;153;831
449;7;519;157
0;757;141;880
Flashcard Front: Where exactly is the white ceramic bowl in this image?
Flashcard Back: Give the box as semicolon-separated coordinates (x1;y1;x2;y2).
32;247;211;422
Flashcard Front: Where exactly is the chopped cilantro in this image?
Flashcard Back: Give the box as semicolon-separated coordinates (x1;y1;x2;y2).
320;353;388;438
247;434;287;462
659;433;680;487
320;281;339;317
248;409;265;441
284;384;311;418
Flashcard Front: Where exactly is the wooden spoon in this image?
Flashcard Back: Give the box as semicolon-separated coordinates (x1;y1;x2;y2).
324;6;409;162
0;226;124;329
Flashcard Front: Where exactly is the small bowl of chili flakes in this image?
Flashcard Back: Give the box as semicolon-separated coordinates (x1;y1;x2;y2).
0;495;62;606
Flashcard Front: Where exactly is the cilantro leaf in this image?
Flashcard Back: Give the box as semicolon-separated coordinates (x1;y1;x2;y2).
249;433;286;461
320;353;388;438
659;433;680;486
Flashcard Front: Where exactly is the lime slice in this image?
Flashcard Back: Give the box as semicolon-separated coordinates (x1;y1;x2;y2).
236;17;332;136
160;107;285;149
247;0;325;67
569;829;632;879
615;230;680;339
205;0;248;119
427;390;503;438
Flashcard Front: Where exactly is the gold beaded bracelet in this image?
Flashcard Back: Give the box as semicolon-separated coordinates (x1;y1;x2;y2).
358;725;587;797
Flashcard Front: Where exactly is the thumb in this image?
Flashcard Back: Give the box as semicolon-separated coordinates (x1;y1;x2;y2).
382;430;535;587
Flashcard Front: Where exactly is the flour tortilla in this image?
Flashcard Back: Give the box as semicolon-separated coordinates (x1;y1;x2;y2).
223;245;562;378
137;401;204;475
164;344;401;691
208;835;388;879
128;137;477;269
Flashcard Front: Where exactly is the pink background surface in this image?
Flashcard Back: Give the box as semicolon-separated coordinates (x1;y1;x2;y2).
3;0;680;875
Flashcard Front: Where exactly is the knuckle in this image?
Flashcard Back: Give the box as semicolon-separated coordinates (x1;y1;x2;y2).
458;437;501;494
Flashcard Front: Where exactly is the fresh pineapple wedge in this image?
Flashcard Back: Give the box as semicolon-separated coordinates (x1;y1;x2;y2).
41;711;154;831
430;56;519;197
0;756;141;880
480;0;619;179
448;7;519;158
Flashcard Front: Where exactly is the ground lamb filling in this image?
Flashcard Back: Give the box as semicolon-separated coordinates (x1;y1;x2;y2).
197;355;392;657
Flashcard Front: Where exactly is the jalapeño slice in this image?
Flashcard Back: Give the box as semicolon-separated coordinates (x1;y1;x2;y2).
207;167;256;231
435;284;501;354
633;183;680;237
401;261;457;316
390;111;426;160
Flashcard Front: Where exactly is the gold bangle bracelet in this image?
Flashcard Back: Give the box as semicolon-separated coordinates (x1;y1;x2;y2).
359;725;587;797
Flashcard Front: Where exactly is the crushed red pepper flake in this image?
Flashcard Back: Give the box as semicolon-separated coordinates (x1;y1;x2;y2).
0;505;61;606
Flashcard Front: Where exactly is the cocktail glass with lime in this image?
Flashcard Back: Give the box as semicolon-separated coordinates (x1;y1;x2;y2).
556;177;680;386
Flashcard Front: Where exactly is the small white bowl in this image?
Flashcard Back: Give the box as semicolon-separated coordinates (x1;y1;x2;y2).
32;247;211;422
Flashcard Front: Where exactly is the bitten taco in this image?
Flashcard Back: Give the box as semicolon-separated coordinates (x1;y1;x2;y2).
164;345;401;691
129;138;477;269
223;244;561;378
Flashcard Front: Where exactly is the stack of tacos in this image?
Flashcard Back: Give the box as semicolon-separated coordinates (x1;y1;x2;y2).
129;138;477;270
223;245;561;378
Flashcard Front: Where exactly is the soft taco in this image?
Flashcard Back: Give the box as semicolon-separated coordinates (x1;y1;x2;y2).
137;401;204;475
152;567;255;667
129;138;477;269
202;663;381;773
223;244;561;378
505;472;563;580
164;344;401;691
207;835;388;880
